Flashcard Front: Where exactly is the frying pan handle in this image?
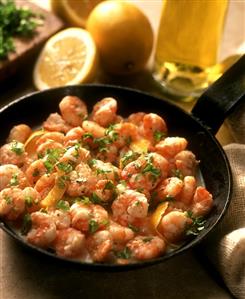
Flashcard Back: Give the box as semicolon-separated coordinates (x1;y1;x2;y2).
191;54;245;134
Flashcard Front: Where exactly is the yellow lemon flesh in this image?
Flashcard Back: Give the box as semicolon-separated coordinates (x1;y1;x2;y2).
86;1;153;75
33;28;98;90
51;0;104;27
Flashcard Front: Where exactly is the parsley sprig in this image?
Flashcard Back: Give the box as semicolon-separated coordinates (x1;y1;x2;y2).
0;0;43;60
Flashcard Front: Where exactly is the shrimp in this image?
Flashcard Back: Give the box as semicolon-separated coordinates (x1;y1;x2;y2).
96;144;118;164
111;189;149;227
127;112;146;126
54;228;86;258
50;209;71;230
92;179;116;203
34;173;56;199
7;124;32;143
82;120;105;138
0;164;29;191
66;162;97;197
174;150;198;177
36;132;64;147
27;212;57;248
127;235;166;261
142;113;167;143
0;141;28;167
64;127;84;146
108;220;134;247
22;187;41;213
110;122;139;149
90;97;117;127
86;230;113;262
191;186;213;216
0;187;25;221
155;137;188;160
157;210;192;244
121;153;169;191
43;113;72;134
58;144;90;166
70;202;109;233
177;176;196;205
90;159;121;182
59;96;88;127
36;140;64;157
154;177;184;202
25;159;47;186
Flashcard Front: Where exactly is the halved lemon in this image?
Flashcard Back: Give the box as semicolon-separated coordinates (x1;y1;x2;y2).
51;0;104;28
33;27;98;90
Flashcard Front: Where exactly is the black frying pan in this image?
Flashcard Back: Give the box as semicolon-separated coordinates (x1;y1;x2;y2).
0;55;244;271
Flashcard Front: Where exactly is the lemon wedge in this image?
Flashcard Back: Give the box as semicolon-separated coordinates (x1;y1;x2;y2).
24;129;46;156
33;27;98;90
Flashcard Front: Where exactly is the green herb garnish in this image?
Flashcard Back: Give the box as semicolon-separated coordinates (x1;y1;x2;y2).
185;211;206;236
153;130;166;142
0;0;43;60
10;140;24;155
89;219;99;233
56;200;70;211
116;247;132;259
10;173;18;186
21;213;32;235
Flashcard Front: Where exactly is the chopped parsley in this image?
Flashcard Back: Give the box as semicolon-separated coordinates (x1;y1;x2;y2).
89;219;99;233
120;150;140;168
24;195;33;207
116;247;132;259
56;162;73;173
21;213;32;235
128;224;140;233
10;140;24;155
56;200;70;211
4;195;12;204
0;0;43;60
185;211;206;236
90;192;102;204
10;173;18;186
57;175;69;189
153;130;166;142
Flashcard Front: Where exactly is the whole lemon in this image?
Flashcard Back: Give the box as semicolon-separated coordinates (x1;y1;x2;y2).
86;1;154;75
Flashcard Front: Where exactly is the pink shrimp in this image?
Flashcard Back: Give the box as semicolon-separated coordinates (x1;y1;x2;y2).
91;97;117;127
121;153;169;191
111;189;149;227
143;113;167;143
174;150;198;177
64;126;85;146
66;162;97;197
92;179;116;203
50;209;71;230
86;230;113;262
127;235;166;261
155;137;188;160
59;96;88;127
0;141;28;167
27;212;57;248
7;124;32;143
36;140;64;157
82;120;105;138
0;164;29;191
70;202;109;233
191;186;213;216
108;220;134;247
177;176;196;205
0;187;25;221
43;113;72;134
90;159;121;182
22;187;41;213
25;159;47;186
54;228;86;258
154;177;184;202
157;210;192;244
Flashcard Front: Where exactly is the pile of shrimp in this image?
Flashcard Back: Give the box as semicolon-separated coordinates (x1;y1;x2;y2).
0;95;213;264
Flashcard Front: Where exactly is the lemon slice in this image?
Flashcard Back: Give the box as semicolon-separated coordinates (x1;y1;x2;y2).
24;129;46;156
33;27;98;90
